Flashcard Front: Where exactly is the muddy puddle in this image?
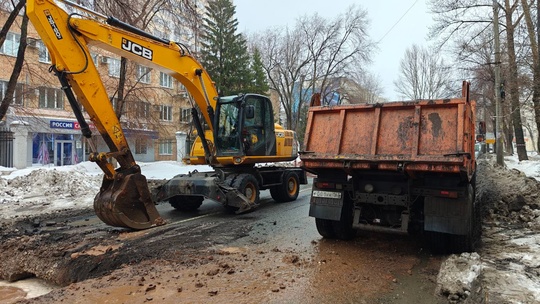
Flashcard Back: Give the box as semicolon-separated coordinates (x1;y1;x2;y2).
0;278;57;303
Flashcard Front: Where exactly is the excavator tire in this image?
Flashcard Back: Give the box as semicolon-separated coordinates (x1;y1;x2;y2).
169;196;204;211
232;174;260;205
270;171;300;202
94;172;164;230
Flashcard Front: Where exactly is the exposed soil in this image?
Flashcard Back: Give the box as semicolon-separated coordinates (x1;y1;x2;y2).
2;156;540;303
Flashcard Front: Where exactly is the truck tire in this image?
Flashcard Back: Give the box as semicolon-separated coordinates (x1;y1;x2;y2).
315;218;336;238
331;198;356;240
169;196;204;211
270;171;300;202
316;196;355;240
232;173;260;205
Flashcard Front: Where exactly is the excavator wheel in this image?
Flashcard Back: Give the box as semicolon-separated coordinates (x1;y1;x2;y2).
224;173;260;213
94;172;164;230
270;171;300;202
169;196;204;211
233;174;260;205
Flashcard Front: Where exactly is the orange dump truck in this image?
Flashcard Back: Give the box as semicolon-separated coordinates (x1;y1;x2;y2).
301;81;480;253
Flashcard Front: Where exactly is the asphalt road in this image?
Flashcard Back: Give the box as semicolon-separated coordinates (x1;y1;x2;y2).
0;179;448;303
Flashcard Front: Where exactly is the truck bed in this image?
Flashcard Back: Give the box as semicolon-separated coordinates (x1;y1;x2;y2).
301;97;476;176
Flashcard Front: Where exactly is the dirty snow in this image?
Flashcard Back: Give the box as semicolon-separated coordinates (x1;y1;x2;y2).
436;153;540;303
0;161;211;221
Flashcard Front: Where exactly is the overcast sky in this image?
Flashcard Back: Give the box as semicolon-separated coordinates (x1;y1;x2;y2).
233;0;433;101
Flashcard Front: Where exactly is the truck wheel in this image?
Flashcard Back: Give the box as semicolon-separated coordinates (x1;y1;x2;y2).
315;218;336;238
232;174;260;205
270;171;300;202
331;197;355;240
169;196;204;211
424;231;449;254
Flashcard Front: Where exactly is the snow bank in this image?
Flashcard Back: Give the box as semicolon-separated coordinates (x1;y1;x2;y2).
0;161;212;220
436;253;482;302
436;154;540;303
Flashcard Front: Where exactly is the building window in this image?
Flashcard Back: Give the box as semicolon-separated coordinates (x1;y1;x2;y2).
90;53;99;67
181;108;191;123
108;58;121;77
159;72;173;88
0;32;20;56
0;80;24;106
160;105;172;121
110;96;117;111
134;101;150;118
159;140;173;155
135;138;147;154
38;87;64;109
137;65;151;84
37;40;51;63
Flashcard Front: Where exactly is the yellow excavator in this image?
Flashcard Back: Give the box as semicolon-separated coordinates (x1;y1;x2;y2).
26;0;306;229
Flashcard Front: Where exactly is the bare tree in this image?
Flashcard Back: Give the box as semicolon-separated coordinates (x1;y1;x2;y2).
0;1;27;121
394;44;454;100
519;0;540;152
429;0;529;160
502;0;528;160
253;5;373;133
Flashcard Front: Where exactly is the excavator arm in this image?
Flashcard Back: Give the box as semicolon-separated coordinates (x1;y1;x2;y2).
26;0;219;229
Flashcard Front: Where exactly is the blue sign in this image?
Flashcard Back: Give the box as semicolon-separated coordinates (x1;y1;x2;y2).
50;120;75;129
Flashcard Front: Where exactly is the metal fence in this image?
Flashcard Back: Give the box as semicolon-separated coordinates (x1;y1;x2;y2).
0;126;14;167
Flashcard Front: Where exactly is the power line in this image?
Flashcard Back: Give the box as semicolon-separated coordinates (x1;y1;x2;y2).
377;0;420;44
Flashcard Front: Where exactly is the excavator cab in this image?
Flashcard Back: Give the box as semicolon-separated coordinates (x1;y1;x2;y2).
214;94;276;157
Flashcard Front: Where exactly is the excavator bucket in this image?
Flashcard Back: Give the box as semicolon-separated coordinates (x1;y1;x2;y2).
94;172;164;230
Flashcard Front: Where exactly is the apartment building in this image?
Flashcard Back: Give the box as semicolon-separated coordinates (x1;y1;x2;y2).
0;6;203;169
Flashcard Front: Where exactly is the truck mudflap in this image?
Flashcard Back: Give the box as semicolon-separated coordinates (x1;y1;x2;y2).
424;194;472;235
308;189;344;221
154;170;257;214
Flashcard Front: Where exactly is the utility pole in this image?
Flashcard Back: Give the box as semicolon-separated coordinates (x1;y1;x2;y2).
493;0;504;166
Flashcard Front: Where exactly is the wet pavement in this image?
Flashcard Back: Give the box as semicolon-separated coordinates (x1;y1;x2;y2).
1;181;446;303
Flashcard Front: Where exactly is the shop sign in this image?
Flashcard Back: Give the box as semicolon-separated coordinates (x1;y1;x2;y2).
50;120;76;129
50;120;94;130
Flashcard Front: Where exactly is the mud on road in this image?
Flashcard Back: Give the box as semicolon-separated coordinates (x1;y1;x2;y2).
0;182;448;304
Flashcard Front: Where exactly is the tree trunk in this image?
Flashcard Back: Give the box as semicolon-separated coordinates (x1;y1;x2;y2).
115;57;128;119
520;0;540;152
0;1;25;47
0;14;28;121
504;0;528;160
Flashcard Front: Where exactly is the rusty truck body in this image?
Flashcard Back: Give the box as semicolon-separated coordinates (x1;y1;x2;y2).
301;81;480;253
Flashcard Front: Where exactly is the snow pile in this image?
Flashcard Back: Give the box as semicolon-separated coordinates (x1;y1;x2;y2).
0;168;101;220
5;169;100;199
436;253;482;303
436;154;540;303
478;160;540;226
0;161;211;221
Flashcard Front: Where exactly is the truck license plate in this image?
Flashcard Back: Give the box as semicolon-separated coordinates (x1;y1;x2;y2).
312;190;342;199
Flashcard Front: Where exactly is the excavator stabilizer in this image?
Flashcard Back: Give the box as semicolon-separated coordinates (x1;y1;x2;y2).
94;172;164;229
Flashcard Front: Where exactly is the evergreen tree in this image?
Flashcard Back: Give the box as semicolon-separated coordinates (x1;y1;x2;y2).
201;0;252;96
249;47;270;95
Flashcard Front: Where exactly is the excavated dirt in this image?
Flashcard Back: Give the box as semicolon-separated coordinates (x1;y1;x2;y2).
2;156;540;303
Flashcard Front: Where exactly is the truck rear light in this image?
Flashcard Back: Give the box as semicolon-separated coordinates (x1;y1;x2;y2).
440;190;458;198
315;182;335;189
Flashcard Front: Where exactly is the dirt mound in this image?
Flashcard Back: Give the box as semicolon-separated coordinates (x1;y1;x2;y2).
476;159;540;227
436;158;540;303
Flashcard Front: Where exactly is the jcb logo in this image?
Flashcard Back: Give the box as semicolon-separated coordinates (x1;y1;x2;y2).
121;38;153;61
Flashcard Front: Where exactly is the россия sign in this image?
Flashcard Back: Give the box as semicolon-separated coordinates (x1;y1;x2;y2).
50;120;90;130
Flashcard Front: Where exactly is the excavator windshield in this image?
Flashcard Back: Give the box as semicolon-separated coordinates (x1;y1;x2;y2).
215;98;242;155
214;95;277;157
